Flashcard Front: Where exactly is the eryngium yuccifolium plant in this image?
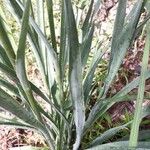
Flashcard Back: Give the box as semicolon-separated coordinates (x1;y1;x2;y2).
0;0;150;149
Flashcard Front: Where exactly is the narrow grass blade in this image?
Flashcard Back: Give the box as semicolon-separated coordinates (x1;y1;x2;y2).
36;0;44;34
132;13;150;41
82;0;101;38
36;104;59;135
129;22;150;148
0;77;19;95
81;25;94;67
82;0;94;37
0;44;13;68
0;6;17;51
83;48;105;104
46;0;57;52
5;0;47;86
0;15;15;66
93;0;102;16
64;0;85;149
0;62;18;82
0;62;68;139
16;0;58;67
0;121;33;129
0;78;59;136
15;1;63;105
0;62;33;110
32;82;71;144
84;95;132;134
36;0;47;71
31;82;69;124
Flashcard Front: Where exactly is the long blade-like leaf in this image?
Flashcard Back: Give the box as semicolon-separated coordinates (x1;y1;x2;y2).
0;44;13;68
84;68;150;133
0;15;15;66
83;47;105;104
81;25;94;67
129;21;150;148
36;0;47;72
104;0;143;95
0;116;34;129
0;87;55;149
82;0;94;38
64;0;85;149
46;0;57;52
59;0;68;80
109;0;127;64
16;0;42;122
86;141;150;150
87;104;150;148
87;122;131;148
0;88;42;129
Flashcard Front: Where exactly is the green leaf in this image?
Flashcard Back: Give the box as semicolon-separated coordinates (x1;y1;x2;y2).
109;0;127;65
59;0;69;80
113;70;150;98
0;44;13;68
104;0;143;95
84;95;132;134
129;22;150;148
0;116;34;129
14;3;55;148
0;61;18;82
0;15;15;66
83;47;105;104
82;0;94;37
87;103;150;148
132;13;150;41
84;92;150;134
0;61;68;128
81;25;94;67
87;122;131;148
0;87;43;129
7;0;56;91
86;141;150;150
120;130;150;142
0;77;19;95
16;0;42;122
0;62;33;110
46;0;57;52
31;82;70;126
64;0;85;149
36;0;47;72
36;103;59;135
